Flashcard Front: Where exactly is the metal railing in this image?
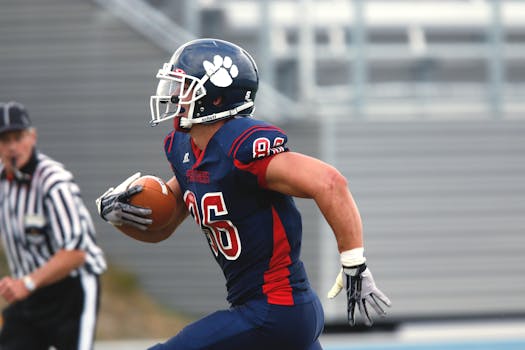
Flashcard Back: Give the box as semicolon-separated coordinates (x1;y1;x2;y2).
194;0;525;120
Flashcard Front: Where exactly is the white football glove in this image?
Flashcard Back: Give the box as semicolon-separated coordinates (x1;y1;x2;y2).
96;172;152;230
328;248;391;326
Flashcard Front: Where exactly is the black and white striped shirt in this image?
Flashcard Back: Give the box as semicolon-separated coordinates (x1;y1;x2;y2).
0;150;106;278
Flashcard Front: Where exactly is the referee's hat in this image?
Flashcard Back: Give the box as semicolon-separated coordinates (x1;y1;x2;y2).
0;101;32;135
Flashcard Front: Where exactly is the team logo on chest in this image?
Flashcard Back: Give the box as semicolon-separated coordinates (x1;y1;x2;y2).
186;169;210;184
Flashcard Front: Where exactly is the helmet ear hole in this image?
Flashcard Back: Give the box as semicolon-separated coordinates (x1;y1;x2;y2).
212;96;223;106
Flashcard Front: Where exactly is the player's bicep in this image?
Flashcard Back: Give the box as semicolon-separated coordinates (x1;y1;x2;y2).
166;176;189;220
265;152;338;198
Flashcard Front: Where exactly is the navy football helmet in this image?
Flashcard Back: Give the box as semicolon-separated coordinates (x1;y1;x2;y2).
150;38;259;129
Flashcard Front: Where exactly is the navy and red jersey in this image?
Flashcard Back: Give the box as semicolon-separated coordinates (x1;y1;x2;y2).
164;117;314;306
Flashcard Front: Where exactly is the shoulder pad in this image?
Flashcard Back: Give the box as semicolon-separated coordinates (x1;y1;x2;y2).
230;125;288;163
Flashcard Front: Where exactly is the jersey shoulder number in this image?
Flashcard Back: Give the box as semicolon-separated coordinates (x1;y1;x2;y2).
229;121;289;164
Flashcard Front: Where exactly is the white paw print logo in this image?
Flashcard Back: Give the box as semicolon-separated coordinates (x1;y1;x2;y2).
203;55;238;87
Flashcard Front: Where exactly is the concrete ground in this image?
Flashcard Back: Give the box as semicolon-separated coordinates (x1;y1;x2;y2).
95;318;525;350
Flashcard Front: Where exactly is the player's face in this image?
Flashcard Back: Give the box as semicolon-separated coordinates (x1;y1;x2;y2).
170;80;194;118
0;129;37;170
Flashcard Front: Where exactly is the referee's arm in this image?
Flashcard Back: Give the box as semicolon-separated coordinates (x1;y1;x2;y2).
0;179;90;304
0;249;85;303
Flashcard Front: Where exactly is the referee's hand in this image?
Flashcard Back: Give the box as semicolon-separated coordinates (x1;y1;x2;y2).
0;276;31;304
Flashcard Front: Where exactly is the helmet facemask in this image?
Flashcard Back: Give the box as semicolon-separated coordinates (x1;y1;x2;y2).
149;63;206;127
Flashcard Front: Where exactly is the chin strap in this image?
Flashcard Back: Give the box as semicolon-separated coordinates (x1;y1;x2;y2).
179;101;254;129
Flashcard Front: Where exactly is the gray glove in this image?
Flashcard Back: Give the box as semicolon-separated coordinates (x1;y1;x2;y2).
96;172;152;230
328;263;391;326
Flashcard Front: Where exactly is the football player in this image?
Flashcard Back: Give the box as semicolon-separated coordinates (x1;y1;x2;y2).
97;38;391;350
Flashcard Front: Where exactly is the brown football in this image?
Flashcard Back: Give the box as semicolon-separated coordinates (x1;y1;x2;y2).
127;175;177;231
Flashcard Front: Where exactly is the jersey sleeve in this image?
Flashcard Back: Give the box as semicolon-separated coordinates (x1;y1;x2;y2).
230;125;289;188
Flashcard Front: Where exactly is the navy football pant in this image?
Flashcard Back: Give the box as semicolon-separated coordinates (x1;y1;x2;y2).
149;296;324;350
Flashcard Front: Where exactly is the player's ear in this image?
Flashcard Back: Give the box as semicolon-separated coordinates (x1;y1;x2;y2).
212;96;223;106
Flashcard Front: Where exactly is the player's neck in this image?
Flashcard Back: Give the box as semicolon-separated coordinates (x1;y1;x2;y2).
190;121;225;150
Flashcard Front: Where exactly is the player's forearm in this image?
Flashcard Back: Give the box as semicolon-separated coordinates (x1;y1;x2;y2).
119;210;188;243
28;249;86;289
119;227;172;243
314;173;364;252
265;152;364;250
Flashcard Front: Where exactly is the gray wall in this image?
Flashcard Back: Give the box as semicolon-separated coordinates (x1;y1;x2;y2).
324;120;525;321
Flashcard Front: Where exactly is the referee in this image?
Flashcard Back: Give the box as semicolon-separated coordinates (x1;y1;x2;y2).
0;101;107;350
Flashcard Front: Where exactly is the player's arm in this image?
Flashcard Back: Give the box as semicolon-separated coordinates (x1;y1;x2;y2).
265;151;391;326
152;175;189;238
265;151;362;252
96;173;188;243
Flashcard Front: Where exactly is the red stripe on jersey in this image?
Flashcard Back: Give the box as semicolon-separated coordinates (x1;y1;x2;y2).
190;138;205;168
262;207;294;305
229;125;285;158
233;156;274;188
229;125;260;156
164;131;175;153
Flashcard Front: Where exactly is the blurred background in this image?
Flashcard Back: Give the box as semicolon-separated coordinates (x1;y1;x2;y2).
1;0;525;348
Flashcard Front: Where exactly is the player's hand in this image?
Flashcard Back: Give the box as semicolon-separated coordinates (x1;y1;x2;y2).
327;249;391;326
96;172;152;230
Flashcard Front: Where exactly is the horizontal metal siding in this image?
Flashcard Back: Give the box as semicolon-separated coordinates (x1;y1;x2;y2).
323;120;525;321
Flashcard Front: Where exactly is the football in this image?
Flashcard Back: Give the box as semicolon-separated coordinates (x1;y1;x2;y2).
127;175;177;231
